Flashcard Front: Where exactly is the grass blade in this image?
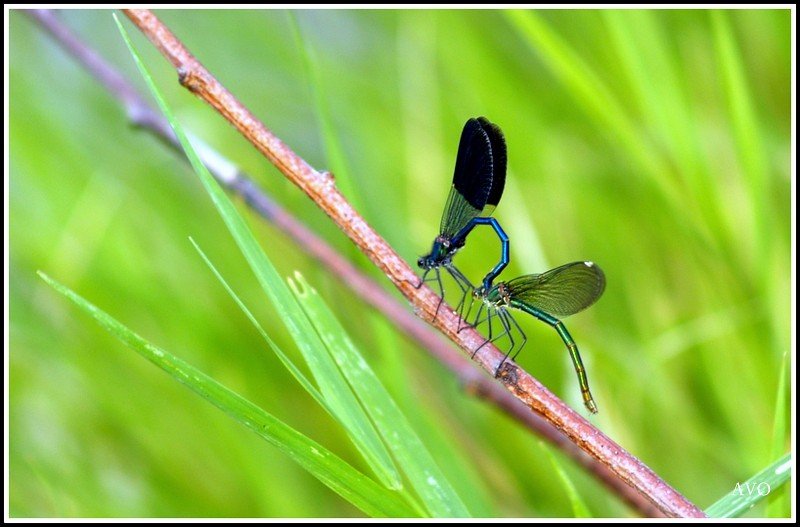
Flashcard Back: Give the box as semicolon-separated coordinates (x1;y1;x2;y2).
503;10;663;183
287;11;363;214
37;272;416;518
189;237;328;411
502;9;714;250
603;11;727;249
540;442;592;518
288;272;471;518
767;352;790;517
711;10;771;267
113;14;401;491
705;453;791;518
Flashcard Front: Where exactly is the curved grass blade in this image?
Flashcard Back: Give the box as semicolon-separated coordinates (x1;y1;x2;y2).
113;14;401;491
705;453;791;518
504;10;749;263
189;237;328;412
191;240;428;517
503;10;660;180
711;10;771;264
287;11;364;215
767;352;790;517
602;10;730;259
289;272;470;518
539;442;592;518
506;261;606;318
37;272;417;518
502;10;702;241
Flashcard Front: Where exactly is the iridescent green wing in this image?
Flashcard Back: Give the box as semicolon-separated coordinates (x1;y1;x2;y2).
477;117;506;218
506;261;606;317
439;118;494;238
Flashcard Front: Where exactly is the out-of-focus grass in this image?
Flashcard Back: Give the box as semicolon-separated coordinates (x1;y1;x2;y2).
39;271;418;518
540;441;592;518
8;9;791;517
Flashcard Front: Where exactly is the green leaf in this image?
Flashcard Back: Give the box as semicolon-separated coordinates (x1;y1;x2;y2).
288;272;471;518
539;442;592;518
603;10;726;249
705;453;792;518
113;14;401;491
288;11;363;213
189;237;328;411
503;10;663;184
502;9;707;249
711;10;771;264
767;352;790;517
37;272;417;518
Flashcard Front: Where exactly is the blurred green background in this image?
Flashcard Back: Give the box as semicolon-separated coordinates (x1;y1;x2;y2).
9;8;791;518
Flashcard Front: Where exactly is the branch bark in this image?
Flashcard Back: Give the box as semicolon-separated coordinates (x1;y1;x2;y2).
25;8;704;518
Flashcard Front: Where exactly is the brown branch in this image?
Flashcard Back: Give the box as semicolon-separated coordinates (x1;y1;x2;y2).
25;9;669;517
26;8;703;518
122;9;706;519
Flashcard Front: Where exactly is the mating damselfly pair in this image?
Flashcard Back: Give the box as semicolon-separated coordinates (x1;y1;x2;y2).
416;117;604;414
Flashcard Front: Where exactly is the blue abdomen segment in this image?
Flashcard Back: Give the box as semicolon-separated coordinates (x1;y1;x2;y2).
452;216;509;289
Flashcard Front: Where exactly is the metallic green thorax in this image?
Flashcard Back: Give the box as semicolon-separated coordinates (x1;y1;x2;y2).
477;282;507;305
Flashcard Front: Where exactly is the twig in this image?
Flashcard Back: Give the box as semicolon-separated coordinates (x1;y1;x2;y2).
25;10;669;516
25;8;704;518
123;9;707;519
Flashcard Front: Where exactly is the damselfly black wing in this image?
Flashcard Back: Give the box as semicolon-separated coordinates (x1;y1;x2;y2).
477;116;506;217
439;118;494;238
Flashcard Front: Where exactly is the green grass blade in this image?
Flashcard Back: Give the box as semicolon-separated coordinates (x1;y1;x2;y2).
113;14;401;491
502;9;715;249
603;11;726;245
767;352;790;517
37;272;416;518
603;10;704;178
705;453;792;518
288;272;471;518
189;237;329;411
711;10;771;267
287;12;363;213
539;442;592;518
503;10;663;182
